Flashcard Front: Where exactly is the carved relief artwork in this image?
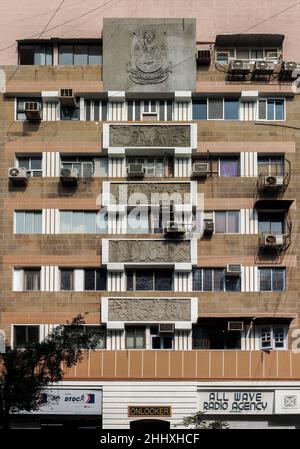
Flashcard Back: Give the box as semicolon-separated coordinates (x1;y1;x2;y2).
109;125;190;147
110;183;190;203
109;240;191;263
108;298;191;321
127;28;172;85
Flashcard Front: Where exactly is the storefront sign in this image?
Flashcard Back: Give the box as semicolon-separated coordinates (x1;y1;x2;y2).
128;406;172;417
24;389;102;415
198;391;274;415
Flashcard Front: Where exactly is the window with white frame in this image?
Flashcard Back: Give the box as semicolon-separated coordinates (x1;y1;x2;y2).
125;326;146;349
192;268;241;292
258;99;285;121
192;98;240;120
60;269;74;291
257;155;284;176
214;211;240;233
15;211;42;234
127;157;172;177
215;47;281;64
150;325;173;349
58;44;102;65
127;269;173;291
84;268;107;291
61;156;94;177
17;155;42;177
259;268;286;292
60;211;106;233
13;325;40;348
64;325;106;349
259;325;287;350
84;100;107;121
128;100;173;121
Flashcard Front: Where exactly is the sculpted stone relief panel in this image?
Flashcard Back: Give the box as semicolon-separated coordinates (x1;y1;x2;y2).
108;298;191;321
109;240;191;263
110;183;190;203
109;125;190;147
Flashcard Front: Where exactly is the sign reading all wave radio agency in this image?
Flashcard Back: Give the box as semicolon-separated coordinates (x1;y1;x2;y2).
198;391;274;415
28;389;102;415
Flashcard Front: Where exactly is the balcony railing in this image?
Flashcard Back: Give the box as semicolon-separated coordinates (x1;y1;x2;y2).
63;350;300;380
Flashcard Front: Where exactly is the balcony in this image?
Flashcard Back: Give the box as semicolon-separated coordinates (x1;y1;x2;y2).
64;350;300;380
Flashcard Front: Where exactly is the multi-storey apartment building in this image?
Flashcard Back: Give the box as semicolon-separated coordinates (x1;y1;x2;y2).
1;1;300;430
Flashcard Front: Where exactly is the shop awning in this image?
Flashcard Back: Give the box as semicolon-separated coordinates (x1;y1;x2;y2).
254;199;294;210
215;34;284;48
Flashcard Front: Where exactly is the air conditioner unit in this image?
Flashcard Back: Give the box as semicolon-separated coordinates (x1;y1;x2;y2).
59;88;75;106
226;264;242;276
265;175;284;186
60;167;79;183
192;162;210;177
229;60;251;71
282;61;298;72
203;219;214;233
127;163;145;177
158;323;175;334
197;50;211;66
263;234;284;247
164;221;186;235
254;61;274;71
8;167;28;183
228;321;244;332
24;102;42;120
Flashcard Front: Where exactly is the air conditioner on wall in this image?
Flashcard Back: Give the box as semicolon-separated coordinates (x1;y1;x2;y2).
59;88;75;106
226;264;242;276
254;61;275;71
24;102;42;120
60;167;79;183
229;60;251;71
228;321;244;332
164;221;186;235
8;167;28;184
127;163;145;177
263;234;284;247
192;162;210;177
158;323;175;334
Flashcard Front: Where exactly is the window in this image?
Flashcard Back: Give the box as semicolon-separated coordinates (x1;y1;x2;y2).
19;44;53;65
192;98;239;120
60;211;105;233
143;100;157;114
219;157;240;176
125;326;145;349
258;212;285;234
24;269;40;291
16;98;42;120
150;326;173;349
60;97;80;120
192;322;241;349
215;211;240;233
84;269;107;291
259;268;286;291
127;157;172;177
215;47;280;63
257;155;284;176
13;325;40;348
17;155;42;177
260;325;287;350
15;211;42;234
85;100;107;121
61;157;94;177
215;49;234;64
127;209;150;234
127;269;173;291
258;99;284;121
59;45;102;65
192;268;241;292
60;269;74;291
64;325;106;349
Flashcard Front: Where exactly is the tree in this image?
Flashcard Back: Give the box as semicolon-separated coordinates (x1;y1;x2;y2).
0;315;99;430
175;411;229;429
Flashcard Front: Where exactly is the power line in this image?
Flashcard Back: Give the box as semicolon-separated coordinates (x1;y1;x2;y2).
38;0;66;38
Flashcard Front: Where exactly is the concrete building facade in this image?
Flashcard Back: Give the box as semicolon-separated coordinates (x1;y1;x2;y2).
1;1;300;429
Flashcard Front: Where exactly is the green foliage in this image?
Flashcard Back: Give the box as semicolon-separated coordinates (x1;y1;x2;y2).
0;315;98;426
176;411;229;429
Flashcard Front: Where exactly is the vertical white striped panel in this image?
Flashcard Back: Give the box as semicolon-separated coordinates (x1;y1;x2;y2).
174;272;190;292
41;266;59;291
108;102;125;121
42;101;59;121
240;101;256;121
79;97;85;121
241;266;259;292
107;330;124;350
240;209;258;234
42;152;60;177
240;152;258;177
107;272;125;292
174;158;192;177
108;212;126;234
108;158;126;177
174;330;192;350
40;324;58;340
43;209;59;234
174;102;191;121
